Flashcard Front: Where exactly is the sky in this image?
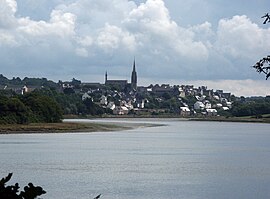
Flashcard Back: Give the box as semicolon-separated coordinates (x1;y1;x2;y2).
0;0;269;96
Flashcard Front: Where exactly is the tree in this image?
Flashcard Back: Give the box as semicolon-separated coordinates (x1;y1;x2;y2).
0;173;46;199
253;13;270;79
21;92;63;123
0;97;30;124
253;56;270;80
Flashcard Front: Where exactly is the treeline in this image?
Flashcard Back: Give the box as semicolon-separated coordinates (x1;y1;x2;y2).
0;74;58;88
0;91;62;124
36;88;110;116
0;87;113;124
230;97;270;117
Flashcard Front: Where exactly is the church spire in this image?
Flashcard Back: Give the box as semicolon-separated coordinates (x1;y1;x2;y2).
105;71;108;84
133;57;136;72
131;57;137;90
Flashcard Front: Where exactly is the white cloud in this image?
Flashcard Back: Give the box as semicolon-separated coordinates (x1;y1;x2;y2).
0;0;270;96
124;0;209;60
17;10;76;37
0;0;18;28
96;23;136;52
215;15;270;59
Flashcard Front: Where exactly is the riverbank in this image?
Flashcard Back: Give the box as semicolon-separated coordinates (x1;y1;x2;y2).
189;117;270;123
64;114;270;123
0;122;132;134
0;119;164;134
1;116;269;134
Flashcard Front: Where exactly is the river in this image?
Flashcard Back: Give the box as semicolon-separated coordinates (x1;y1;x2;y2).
0;119;270;199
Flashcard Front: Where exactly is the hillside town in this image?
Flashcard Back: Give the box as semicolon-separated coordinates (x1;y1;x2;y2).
0;59;236;117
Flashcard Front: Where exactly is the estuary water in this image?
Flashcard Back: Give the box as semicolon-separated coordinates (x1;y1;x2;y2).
0;119;270;199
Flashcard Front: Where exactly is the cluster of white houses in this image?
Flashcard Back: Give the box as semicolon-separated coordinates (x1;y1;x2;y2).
1;59;234;116
81;60;233;116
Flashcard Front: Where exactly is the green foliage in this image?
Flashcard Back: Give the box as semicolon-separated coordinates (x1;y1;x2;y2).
21;92;63;123
230;98;270;117
181;96;197;107
0;173;46;199
0;97;30;124
0;91;63;124
83;98;105;115
63;88;75;95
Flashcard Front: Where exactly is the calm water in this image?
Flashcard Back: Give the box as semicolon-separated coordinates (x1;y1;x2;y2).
1;119;270;199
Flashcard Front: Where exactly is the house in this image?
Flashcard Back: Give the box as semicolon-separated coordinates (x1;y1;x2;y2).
206;109;218;116
194;101;205;110
82;93;92;101
180;107;191;117
113;106;129;115
215;103;223;108
21;85;29;95
107;102;116;110
205;102;212;109
222;107;230;111
137;99;148;109
226;102;232;108
100;95;108;105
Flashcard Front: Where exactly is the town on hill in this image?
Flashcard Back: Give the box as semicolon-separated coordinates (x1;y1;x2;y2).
0;60;270;121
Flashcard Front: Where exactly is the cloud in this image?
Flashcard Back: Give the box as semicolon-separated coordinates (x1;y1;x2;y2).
17;10;76;37
215;15;270;59
0;0;270;95
124;0;209;60
0;0;17;28
96;23;136;52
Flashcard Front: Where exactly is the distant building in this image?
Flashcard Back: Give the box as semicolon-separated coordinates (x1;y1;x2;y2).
206;109;218;116
82;93;92;101
131;59;137;90
180;107;191;116
113;106;129;115
100;95;108;105
194;101;205;110
105;58;138;91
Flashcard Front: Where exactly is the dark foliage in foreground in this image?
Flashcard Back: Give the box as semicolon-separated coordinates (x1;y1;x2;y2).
253;13;270;79
253;55;270;80
0;173;102;199
0;173;46;199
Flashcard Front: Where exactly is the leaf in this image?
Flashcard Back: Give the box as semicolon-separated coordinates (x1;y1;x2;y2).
0;173;13;184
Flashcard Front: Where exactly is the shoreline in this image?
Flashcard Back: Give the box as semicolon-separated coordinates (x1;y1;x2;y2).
0;120;164;135
0;116;269;134
65;115;270;123
0;122;132;135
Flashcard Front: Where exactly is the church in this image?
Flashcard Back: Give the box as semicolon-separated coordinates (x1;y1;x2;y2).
105;59;137;91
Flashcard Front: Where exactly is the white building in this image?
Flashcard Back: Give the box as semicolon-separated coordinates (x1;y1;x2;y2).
205;102;212;109
100;95;108;105
82;93;92;101
107;102;116;110
113;106;129;115
194;101;205;110
180;107;191;116
206;109;218;116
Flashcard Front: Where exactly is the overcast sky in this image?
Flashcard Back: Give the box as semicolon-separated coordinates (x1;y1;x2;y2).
0;0;269;96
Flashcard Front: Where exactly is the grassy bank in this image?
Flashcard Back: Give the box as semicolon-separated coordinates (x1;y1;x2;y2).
0;122;131;134
189;117;270;123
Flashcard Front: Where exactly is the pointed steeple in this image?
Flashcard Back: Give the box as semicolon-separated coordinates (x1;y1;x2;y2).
131;57;137;90
105;71;108;84
133;57;136;72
